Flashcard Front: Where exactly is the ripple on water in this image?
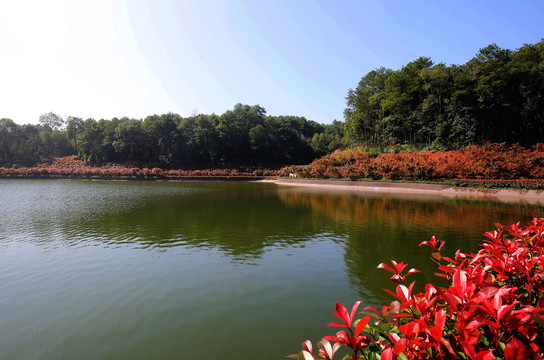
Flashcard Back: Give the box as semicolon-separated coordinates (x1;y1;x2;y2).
1;180;543;360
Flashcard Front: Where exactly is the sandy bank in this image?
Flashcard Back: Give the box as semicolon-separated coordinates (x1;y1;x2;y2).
274;179;544;205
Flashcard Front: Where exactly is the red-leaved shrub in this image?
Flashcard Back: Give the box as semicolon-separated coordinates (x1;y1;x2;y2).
0;156;279;179
291;218;544;360
281;143;544;184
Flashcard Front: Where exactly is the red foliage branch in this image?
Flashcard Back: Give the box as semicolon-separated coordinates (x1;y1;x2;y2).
290;218;544;360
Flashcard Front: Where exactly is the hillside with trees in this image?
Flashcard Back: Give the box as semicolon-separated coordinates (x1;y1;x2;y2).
344;39;544;148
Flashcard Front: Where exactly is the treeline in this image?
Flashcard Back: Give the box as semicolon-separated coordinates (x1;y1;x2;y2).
344;39;544;148
0;104;347;167
4;40;543;168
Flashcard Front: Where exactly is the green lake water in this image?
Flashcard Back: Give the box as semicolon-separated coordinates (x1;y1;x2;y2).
0;179;542;359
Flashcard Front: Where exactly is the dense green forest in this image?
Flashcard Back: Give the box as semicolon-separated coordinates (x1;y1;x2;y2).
344;39;544;148
0;104;347;167
2;39;543;168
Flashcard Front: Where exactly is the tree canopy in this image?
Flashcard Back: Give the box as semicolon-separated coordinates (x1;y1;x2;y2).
0;105;347;167
3;40;543;168
344;39;544;148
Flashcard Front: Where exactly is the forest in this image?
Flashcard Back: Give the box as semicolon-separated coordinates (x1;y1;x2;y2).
0;104;347;168
1;39;543;168
344;39;544;148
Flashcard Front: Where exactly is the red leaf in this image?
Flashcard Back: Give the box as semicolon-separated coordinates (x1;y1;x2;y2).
334;331;349;345
331;302;350;327
377;262;395;274
354;316;370;337
396;284;411;302
475;350;494;360
453;269;467;295
302;340;312;354
327;322;348;328
349;301;361;327
381;346;393;360
435;308;446;332
440;338;455;356
504;339;540;360
392;260;407;274
427;325;442;344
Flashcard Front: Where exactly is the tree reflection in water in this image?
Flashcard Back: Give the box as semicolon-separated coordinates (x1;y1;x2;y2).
276;187;542;303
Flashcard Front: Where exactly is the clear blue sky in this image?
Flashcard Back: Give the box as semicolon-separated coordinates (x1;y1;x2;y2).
1;0;543;125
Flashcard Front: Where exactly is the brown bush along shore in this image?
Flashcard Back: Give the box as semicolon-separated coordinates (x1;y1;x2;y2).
278;143;544;190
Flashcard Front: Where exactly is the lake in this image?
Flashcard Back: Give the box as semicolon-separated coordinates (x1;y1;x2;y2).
0;179;541;359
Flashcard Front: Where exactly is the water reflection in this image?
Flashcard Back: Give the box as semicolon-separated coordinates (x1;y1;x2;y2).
2;179;541;266
0;180;334;259
1;180;544;360
275;187;544;300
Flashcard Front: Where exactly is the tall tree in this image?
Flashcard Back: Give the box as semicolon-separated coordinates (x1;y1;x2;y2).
143;113;181;165
0;118;19;165
39;112;64;132
512;40;544;144
66;116;84;154
468;44;515;143
112;119;149;163
345;67;392;145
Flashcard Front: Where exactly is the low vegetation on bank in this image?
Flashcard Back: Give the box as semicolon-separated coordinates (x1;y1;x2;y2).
0;155;278;180
3;143;544;190
291;218;544;360
279;143;544;190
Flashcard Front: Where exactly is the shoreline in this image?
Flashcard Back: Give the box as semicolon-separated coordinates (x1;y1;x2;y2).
2;175;543;204
274;178;544;205
0;175;267;182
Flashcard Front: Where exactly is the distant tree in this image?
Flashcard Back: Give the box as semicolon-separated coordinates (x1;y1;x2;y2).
17;124;42;165
419;63;451;145
345;67;392;145
112;119;149;163
39;112;64;132
468;44;515;143
0;118;19;164
78;119;102;163
344;39;544;149
1;106;343;167
143;113;182;165
217;103;266;164
249;123;274;162
66;116;84;153
511;40;544;145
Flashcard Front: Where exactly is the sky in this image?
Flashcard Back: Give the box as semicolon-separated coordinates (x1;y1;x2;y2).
0;0;543;125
